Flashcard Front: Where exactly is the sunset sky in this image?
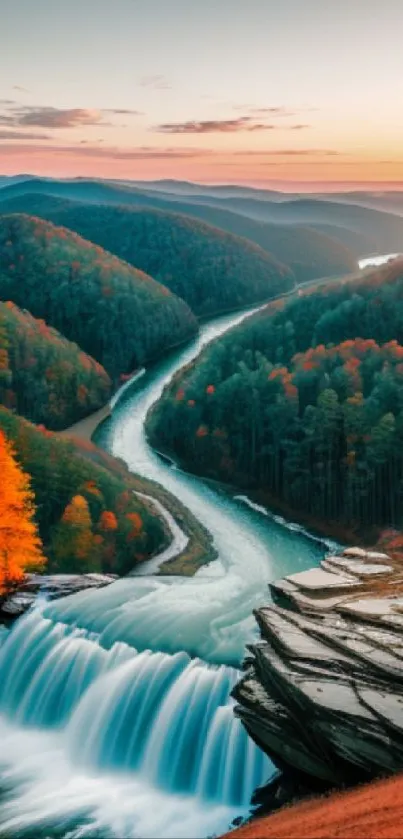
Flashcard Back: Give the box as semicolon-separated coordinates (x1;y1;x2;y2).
2;0;403;190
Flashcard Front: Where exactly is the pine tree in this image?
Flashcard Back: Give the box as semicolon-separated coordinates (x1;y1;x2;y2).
0;430;45;594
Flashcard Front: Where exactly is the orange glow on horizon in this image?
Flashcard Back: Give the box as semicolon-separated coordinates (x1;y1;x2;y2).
2;145;403;191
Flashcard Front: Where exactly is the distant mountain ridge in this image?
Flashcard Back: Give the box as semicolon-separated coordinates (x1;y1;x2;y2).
0;183;358;284
0;195;295;313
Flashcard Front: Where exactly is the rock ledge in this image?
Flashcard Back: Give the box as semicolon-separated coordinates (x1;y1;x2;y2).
233;547;403;786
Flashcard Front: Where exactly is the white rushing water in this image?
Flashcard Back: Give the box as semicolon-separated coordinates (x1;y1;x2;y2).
0;609;269;839
358;252;400;270
0;305;326;838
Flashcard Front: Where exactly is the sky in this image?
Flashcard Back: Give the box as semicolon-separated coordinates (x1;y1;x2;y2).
1;0;403;190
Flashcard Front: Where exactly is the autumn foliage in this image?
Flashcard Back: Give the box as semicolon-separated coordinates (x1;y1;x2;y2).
0;197;296;316
0;301;111;429
0;407;167;576
0;213;197;380
148;260;403;532
0;429;45;594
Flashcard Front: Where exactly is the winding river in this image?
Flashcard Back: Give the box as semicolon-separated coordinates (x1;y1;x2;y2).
1;255;395;839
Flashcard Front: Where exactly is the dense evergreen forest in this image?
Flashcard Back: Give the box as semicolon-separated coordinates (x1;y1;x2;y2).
0;191;358;286
0;214;197;379
0;196;296;312
147;259;403;533
0;301;111;429
0;406;167;576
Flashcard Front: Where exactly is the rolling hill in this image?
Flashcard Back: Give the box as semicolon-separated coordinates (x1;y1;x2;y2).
0;214;197;378
0;301;112;429
0;196;295;313
0;188;358;287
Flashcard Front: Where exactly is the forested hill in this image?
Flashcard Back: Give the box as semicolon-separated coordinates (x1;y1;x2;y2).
147;258;403;539
0;301;112;429
0;195;295;314
0;406;167;576
0;214;197;379
0;188;359;286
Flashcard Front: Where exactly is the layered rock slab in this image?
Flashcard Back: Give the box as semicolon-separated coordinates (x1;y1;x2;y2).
233;547;403;786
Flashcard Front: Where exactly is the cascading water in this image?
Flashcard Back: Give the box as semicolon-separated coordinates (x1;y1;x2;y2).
0;609;270;838
0;305;327;839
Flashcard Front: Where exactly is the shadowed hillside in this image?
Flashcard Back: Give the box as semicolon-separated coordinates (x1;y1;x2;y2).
0;213;197;379
0;193;295;312
0;186;358;285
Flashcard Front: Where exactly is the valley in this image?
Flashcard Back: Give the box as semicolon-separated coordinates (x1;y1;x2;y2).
0;169;402;839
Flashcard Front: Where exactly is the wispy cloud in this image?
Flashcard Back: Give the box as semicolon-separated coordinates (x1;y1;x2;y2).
0;104;142;129
103;108;144;116
232;105;297;117
139;75;171;90
0;106;106;128
0;129;52;140
250;107;296;116
13;85;30;94
234;148;340;157
0;143;212;160
153;117;309;134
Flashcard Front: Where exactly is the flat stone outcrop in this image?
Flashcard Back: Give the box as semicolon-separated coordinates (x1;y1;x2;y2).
0;572;117;623
233;547;403;787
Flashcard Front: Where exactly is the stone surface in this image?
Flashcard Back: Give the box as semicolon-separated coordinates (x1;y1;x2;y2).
233;546;403;788
0;572;117;622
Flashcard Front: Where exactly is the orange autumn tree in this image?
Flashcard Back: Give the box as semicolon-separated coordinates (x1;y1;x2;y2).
0;430;45;594
52;494;98;572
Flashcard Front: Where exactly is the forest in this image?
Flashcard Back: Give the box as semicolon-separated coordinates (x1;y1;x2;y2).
147;259;403;534
0;406;168;580
0;214;197;380
0;196;296;313
0;301;112;429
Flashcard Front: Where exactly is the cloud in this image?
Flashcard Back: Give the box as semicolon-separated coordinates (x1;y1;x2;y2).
154;117;278;134
140;75;171;90
13;85;30;93
154;117;311;134
103;108;144;116
234;149;340;157
0;106;107;128
0;143;213;160
0;103;143;129
0;129;52;140
250;107;294;115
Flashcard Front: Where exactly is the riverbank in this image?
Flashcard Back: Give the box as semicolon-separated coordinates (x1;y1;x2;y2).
141;434;384;554
60;395;217;577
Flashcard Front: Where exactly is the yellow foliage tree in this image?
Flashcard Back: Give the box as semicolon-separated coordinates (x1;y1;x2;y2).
0;430;45;594
52;494;97;571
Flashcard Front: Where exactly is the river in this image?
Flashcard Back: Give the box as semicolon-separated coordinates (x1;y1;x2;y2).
1;257;389;839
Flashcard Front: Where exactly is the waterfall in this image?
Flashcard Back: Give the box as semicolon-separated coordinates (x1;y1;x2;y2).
0;609;272;839
0;306;323;838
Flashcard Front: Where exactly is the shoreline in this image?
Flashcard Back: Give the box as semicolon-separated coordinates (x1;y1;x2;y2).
60;390;217;577
143;435;383;555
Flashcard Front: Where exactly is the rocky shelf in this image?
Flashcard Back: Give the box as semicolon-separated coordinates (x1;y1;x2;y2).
233;547;403;789
0;572;117;624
